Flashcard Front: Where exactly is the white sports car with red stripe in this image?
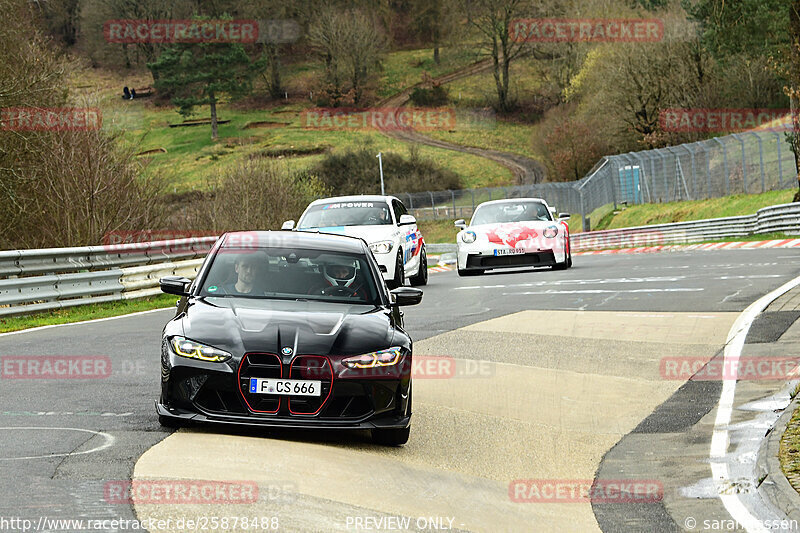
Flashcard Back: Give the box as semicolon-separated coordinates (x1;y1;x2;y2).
455;198;571;276
283;195;427;289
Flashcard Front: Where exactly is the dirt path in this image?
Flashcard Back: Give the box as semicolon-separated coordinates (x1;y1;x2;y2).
377;59;546;185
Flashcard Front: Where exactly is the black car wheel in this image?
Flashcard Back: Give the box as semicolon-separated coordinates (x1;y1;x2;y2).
388;251;404;289
372;426;410;446
409;247;428;286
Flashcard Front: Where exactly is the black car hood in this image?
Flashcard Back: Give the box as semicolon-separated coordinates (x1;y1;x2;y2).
178;297;396;357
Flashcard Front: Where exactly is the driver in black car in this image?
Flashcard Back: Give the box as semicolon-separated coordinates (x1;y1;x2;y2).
223;254;262;295
309;257;367;299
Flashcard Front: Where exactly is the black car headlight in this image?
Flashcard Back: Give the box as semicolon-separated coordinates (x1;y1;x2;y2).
170;336;231;362
342;347;403;369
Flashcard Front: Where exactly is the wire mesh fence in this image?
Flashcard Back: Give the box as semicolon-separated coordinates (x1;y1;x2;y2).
394;129;798;231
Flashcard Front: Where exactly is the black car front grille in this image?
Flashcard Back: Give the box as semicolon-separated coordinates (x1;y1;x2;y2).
287;356;333;415
238;353;283;414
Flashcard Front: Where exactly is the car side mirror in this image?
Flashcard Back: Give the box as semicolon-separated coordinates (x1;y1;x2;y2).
160;276;192;296
454;219;467;230
390;286;423;306
558;213;571;220
281;220;295;230
398;214;416;226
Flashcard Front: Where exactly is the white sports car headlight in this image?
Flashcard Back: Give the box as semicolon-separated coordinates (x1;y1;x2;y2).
543;226;559;238
369;240;394;254
461;231;477;244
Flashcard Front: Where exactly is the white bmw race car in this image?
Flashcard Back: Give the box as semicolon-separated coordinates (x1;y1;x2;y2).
282;195;427;288
455;198;571;276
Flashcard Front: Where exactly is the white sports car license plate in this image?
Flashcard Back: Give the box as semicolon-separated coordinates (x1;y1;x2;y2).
494;248;526;256
249;378;322;396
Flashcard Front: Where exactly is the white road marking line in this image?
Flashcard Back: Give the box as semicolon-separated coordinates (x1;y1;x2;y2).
503;288;703;295
0;427;115;461
710;273;800;533
0;307;173;337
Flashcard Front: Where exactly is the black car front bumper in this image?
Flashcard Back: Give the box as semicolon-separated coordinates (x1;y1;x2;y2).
159;345;412;430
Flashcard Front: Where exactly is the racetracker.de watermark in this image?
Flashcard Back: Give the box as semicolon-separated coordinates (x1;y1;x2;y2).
659;108;793;133
104;480;259;505
661;356;800;381
0;107;101;131
509;479;663;503
510;18;663;42
103;19;300;44
1;356;111;380
301;107;456;131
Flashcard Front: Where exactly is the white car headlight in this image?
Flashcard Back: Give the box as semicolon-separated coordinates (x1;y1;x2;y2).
461;231;477;244
369;240;394;254
543;226;558;239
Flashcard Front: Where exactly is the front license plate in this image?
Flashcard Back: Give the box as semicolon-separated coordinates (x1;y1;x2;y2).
249;378;322;396
494;248;526;256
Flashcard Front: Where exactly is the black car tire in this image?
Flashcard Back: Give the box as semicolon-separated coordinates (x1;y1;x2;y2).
409;247;428;286
387;251;404;289
158;414;182;429
457;268;483;276
372;426;410;446
566;248;573;268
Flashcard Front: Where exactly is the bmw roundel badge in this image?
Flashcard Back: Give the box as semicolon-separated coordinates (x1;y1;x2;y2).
282;347;293;356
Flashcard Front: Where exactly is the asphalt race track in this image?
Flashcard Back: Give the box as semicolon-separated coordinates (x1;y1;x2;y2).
1;248;799;532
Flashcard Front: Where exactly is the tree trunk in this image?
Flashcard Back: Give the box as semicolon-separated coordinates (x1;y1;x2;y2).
434;46;440;64
210;92;218;140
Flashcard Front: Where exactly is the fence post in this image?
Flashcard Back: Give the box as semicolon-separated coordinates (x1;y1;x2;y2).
429;191;436;220
471;189;475;213
746;132;765;193
731;133;747;194
774;131;784;188
451;190;456;217
712;137;729;196
579;188;589;232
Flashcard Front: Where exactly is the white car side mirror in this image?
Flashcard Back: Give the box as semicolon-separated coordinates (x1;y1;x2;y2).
281;220;295;230
558;213;571;220
454;219;467;230
398;214;416;226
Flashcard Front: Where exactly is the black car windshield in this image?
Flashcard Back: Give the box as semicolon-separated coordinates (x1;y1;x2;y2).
198;247;380;305
470;201;552;225
298;201;393;228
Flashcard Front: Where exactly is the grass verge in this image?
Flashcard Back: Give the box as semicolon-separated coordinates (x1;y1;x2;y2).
0;294;176;334
594;190;796;231
780;404;800;495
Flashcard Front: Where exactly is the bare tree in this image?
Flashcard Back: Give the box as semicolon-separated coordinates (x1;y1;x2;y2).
308;7;387;105
463;0;540;112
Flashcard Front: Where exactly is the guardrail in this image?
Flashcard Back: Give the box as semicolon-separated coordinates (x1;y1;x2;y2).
0;237;217;317
570;202;800;250
423;202;800;255
1;203;798;317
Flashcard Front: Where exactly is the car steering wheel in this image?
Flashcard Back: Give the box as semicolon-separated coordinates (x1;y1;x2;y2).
320;285;357;297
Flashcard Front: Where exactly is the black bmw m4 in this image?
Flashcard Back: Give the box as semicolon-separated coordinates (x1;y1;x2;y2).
156;231;423;446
